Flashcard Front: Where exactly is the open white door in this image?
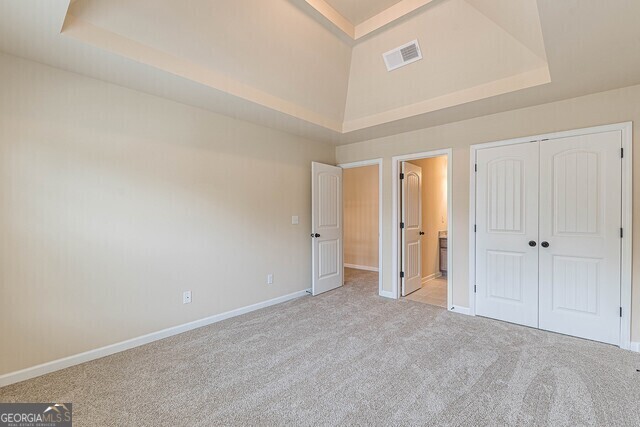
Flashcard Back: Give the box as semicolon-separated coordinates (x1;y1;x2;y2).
401;162;422;296
311;162;343;296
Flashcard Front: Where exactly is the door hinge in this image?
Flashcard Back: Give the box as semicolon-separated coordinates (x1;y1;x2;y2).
474;224;477;232
621;147;624;158
474;285;477;293
400;173;405;180
620;307;623;317
474;164;477;172
400;271;405;278
620;227;623;238
400;222;405;229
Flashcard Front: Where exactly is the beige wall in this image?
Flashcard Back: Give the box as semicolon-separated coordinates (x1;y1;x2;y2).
343;165;379;269
2;49;640;378
336;83;640;342
0;53;334;376
409;157;447;280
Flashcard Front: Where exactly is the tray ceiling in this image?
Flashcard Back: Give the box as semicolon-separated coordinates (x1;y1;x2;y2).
58;0;549;136
304;0;436;39
323;0;402;25
1;0;640;144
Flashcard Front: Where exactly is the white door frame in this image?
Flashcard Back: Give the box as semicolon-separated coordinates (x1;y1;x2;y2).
391;149;455;309
468;122;633;350
338;158;383;297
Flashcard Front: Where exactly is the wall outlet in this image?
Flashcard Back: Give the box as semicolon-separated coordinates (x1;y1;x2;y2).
267;274;274;285
291;215;299;225
183;290;192;304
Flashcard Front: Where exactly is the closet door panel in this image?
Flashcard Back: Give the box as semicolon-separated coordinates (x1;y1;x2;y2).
475;142;539;327
538;131;622;345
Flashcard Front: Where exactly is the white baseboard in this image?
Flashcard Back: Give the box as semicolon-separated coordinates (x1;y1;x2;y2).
421;272;442;284
0;288;310;388
630;342;640;352
449;305;472;316
344;263;379;272
379;290;395;299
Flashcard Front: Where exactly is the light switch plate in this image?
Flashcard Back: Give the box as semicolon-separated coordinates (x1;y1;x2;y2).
291;215;299;225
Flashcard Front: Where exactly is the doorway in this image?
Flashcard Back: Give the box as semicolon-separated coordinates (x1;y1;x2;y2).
310;159;382;297
391;149;454;310
339;159;383;295
402;157;449;307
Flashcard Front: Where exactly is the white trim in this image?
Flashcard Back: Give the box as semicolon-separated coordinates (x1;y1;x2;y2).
344;263;379;272
620;122;633;350
338;158;385;298
391;149;453;310
468;146;477;316
468;122;633;350
379;290;395;299
0;289;310;388
450;306;471;316
421;272;442;284
305;0;436;41
630;342;640;353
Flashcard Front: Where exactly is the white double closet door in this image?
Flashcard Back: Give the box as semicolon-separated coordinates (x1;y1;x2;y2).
476;131;622;345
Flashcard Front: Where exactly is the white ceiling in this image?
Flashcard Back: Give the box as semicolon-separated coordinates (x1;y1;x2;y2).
0;0;639;145
323;0;402;24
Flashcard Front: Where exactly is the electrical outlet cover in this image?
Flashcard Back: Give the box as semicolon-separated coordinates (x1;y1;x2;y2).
183;291;192;304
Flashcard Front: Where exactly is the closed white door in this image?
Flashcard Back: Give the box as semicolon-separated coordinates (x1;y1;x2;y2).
401;162;422;296
475;142;539;327
311;162;343;296
538;132;622;344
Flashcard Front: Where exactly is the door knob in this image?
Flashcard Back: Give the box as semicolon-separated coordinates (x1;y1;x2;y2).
419;231;425;235
541;241;549;248
311;233;320;238
528;240;537;247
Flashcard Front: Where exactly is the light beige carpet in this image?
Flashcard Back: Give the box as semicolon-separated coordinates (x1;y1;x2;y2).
1;268;640;426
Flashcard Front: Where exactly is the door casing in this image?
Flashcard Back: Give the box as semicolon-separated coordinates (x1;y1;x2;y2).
338;159;383;297
391;149;455;309
469;122;633;350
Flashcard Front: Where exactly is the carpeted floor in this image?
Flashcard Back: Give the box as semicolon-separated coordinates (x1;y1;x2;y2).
2;268;640;426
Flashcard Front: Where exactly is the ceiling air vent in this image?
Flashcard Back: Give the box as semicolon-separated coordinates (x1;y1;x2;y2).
383;39;422;72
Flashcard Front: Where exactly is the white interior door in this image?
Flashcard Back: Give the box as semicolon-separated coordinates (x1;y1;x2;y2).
401;162;422;296
538;131;622;345
475;142;539;327
311;162;343;296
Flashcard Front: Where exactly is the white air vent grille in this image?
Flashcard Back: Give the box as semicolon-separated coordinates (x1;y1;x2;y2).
383;40;422;72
